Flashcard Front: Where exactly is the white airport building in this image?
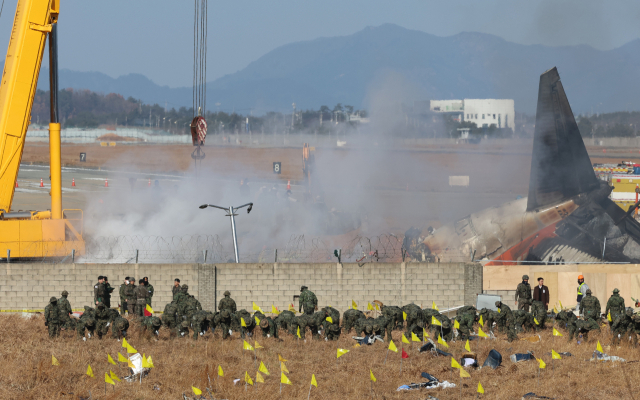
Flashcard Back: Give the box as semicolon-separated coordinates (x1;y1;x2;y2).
429;99;515;129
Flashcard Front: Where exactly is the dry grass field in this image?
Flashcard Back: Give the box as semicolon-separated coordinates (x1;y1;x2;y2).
1;314;639;400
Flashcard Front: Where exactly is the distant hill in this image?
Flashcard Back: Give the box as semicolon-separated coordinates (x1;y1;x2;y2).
36;24;640;114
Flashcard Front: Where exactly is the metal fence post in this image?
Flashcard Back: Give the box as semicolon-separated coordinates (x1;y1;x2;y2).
203;250;208;263
72;249;75;263
135;249;139;264
274;249;278;263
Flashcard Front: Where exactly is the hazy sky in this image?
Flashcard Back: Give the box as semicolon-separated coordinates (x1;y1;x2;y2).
0;0;639;88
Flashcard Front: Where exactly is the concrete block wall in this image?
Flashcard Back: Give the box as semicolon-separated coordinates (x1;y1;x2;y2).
0;262;482;313
483;290;517;310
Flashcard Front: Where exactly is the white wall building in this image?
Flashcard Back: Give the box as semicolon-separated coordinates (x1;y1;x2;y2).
429;99;514;129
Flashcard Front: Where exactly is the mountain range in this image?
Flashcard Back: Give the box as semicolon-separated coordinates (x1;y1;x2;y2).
35;24;640;115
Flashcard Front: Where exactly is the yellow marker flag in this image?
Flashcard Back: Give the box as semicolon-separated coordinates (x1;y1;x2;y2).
337;348;349;358
243;340;254;351
127;359;134;369
438;335;449;348
607;312;612;322
145;304;153;314
353;343;361;348
118;352;127;362
534;317;540;325
105;373;115;386
122;337;129;349
218;365;224;377
352;300;358;309
278;354;288;362
477;382;485;394
253;301;261;311
255;316;261;325
367;302;373;311
538;358;546;369
478;315;484;326
388;340;398;353
553;327;563;337
370;369;377;382
497;308;501;313
460;367;471;378
245;371;254;386
255;341;263;349
192;387;202;395
375;303;380;311
259;361;269;375
108;354;117;365
454;319;460;329
403;311;407;321
126;344;137;354
597;340;604;353
141;356;151;369
465;340;471;352
52;355;59;366
147;356;154;368
110;370;121;382
411;332;421;342
478;328;488;338
86;364;94;378
281;372;292;385
433;301;439;311
289;304;296;313
554;305;558;314
297;326;302;339
311;374;318;387
559;300;563;309
256;371;264;383
241;317;247;327
281;362;289;373
272;305;279;315
423;328;430;338
326;316;333;324
451;357;462;369
402;333;410;344
432;316;442;326
552;350;562;360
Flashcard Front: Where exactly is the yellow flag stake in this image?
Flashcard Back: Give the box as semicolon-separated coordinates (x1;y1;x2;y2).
307;374;317;400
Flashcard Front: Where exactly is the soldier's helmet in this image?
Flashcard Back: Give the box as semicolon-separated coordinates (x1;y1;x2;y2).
373;324;380;332
181;321;189;328
301;285;308;291
364;325;373;333
626;308;634;317
260;318;269;328
586;289;592;295
61;290;68;296
49;296;57;303
495;301;501;307
182;284;189;291
152;317;161;327
522;275;529;280
224;290;231;296
329;324;340;332
613;288;620;294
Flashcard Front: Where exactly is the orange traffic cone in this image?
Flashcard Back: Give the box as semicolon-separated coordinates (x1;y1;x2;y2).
105;178;109;188
72;178;76;187
40;178;44;187
287;180;291;190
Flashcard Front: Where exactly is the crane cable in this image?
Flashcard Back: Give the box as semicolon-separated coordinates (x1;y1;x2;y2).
193;0;207;117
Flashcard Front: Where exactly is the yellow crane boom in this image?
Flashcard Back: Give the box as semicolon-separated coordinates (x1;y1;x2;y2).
0;0;84;259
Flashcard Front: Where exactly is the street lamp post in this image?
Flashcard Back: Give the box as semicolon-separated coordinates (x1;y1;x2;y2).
199;202;253;263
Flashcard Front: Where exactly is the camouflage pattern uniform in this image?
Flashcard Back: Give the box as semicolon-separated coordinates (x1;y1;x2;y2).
478;308;498;332
354;317;374;337
218;310;233;339
76;306;97;339
495;301;517;342
403;304;423;338
556;309;578;341
298;286;318;315
103;280;114;309
326;323;342;340
342;309;365;333
515;275;532;312
422;308;441;330
93;281;106;305
111;316;130;339
235;309;255;338
191;310;214;340
258;316;279;338
274;310;296;332
292;313;319;339
531;300;547;331
630;314;640;346
580;289;601;323
575;318;600;342
162;301;180;339
123;280;136;316
456;311;476;340
119;280;128;315
382;305;404;330
430;314;453;342
95;303;110;339
182;295;201;323
177;321;190;338
373;315;393;340
321;306;341;334
135;283;149;316
57;291;74;329
144;279;154;306
139;316;162;339
44;297;61;338
612;308;634;345
174;284;189;308
605;289;625;328
512;310;535;333
218;291;237;314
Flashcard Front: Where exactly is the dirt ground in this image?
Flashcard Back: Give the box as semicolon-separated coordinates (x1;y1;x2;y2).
2;313;638;400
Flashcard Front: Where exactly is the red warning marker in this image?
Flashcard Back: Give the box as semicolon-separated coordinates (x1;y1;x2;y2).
105;178;109;188
72;178;76;187
40;178;44;187
287;180;291;190
15;181;18;188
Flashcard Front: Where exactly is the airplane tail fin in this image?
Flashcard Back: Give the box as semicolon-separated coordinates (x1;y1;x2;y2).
526;67;600;212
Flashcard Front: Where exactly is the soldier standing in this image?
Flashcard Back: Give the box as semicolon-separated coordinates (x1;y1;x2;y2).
124;277;136;315
172;278;181;299
119;277;129;315
57;290;73;329
515;275;532;312
135;279;149;316
93;276;106;305
44;297;61;338
298;286;317;315
103;276;114;308
218;291;237;314
144;277;154;306
576;275;589;312
605;288;625;328
580;289;601;322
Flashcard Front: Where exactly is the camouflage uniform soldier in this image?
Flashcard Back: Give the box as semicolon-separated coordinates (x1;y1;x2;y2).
236;309;255;338
403;303;423;337
430;314;453;342
177;321;190;338
182;295;200;323
76;306;97;339
174;284;189;306
162;301;180;339
556;309;578;341
326;323;341;340
134;279;149;316
258;316;279;338
44;297;61;338
218;291;237;314
139;316;162;339
321;306;341;334
478;308;498;332
382;305;404;330
342;309;365;333
93;276;106;306
422;308;441;329
119;277;129;315
512;310;535;333
354;317;374;337
293;313;319;339
612;308;634;345
495;301;517;342
515;275;532;312
575;318;600;342
95;303;110;339
172;279;181;299
191;310;214;340
531;300;547;331
103;276;114;309
456;311;476;340
298;286;318;315
111;316;129;339
605;289;625;328
273;310;296;332
630;314;640;347
580;289;601;322
373;315;393;341
143;277;154;306
218;310;233;339
57;290;74;329
123;278;136;316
